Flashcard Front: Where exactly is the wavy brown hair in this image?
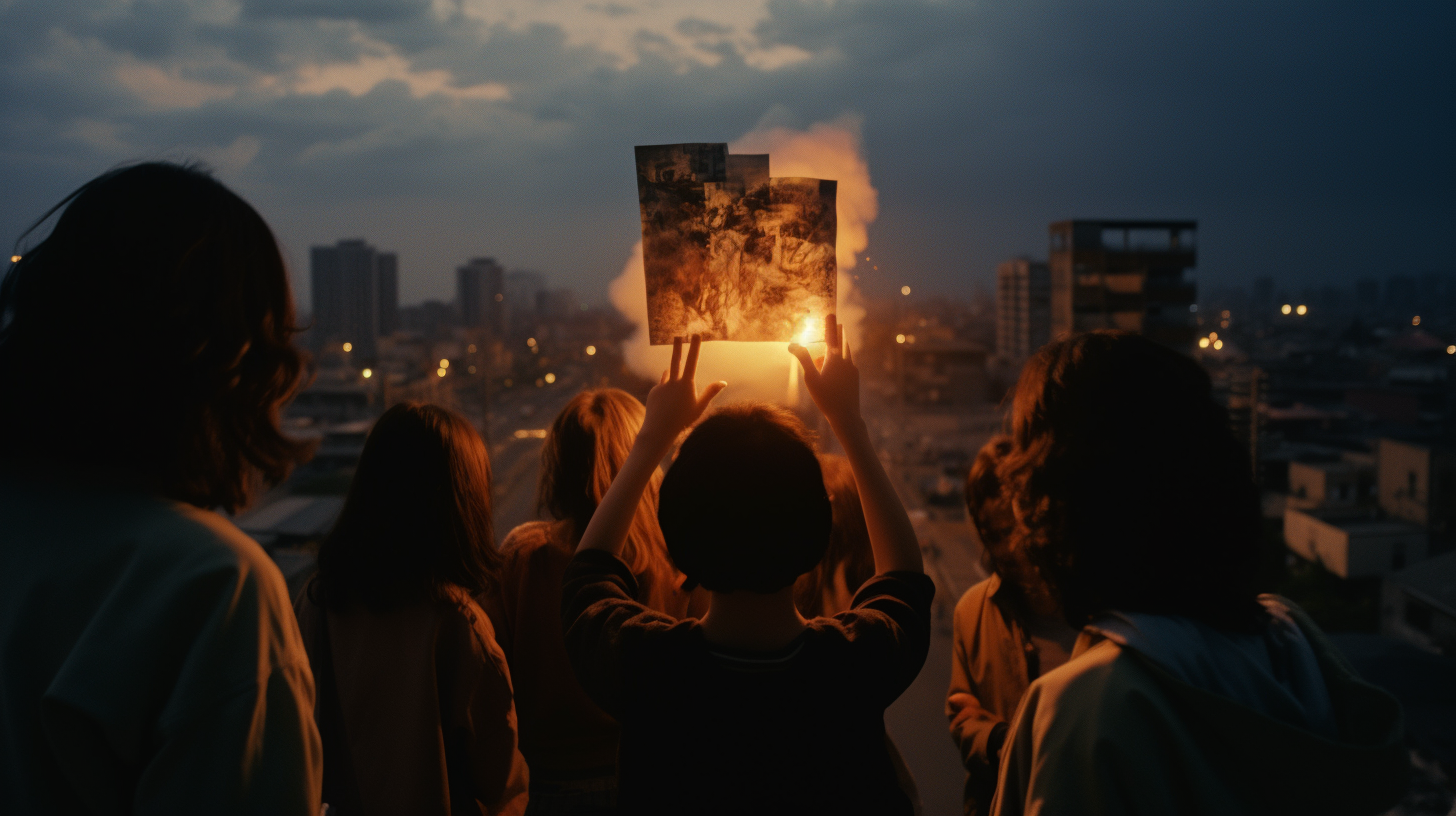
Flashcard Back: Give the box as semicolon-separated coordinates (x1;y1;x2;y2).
998;331;1265;631
0;162;311;512
538;388;677;594
315;403;499;610
965;434;1056;612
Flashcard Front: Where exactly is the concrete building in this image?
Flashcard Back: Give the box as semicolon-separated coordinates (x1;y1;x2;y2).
457;257;505;335
1048;219;1198;350
1378;437;1456;546
505;270;546;331
1283;508;1427;578
310;239;398;359
1381;552;1456;657
1288;455;1376;511
996;258;1050;363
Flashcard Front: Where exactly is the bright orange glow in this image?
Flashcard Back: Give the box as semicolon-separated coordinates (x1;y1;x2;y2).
1447;346;1455;355
1296;304;1308;316
895;334;906;344
1281;304;1293;315
439;358;449;368
361;368;373;379
1209;332;1218;341
585;345;597;356
526;337;537;347
795;316;822;346
1412;316;1421;326
1199;337;1210;349
9;255;19;263
1213;339;1224;350
900;285;911;296
342;342;353;352
544;372;557;384
513;429;547;439
436;367;447;377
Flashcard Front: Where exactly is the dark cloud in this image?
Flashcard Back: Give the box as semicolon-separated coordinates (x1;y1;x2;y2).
0;0;1452;307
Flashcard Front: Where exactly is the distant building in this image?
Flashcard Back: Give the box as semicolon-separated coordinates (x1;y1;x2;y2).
1378;438;1456;546
1048;219;1198;350
536;288;580;320
1283;508;1427;578
310;238;399;358
996;258;1050;363
1288;455;1376;511
1382;552;1456;657
457;257;505;335
505;270;546;332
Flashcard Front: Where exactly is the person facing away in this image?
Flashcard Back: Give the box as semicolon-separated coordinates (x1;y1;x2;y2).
987;331;1409;816
295;403;529;816
560;321;934;816
0;162;322;814
946;435;1077;816
481;387;706;815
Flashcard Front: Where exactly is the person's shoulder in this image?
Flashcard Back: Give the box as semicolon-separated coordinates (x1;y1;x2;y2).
1024;639;1167;725
500;521;572;565
954;574;999;616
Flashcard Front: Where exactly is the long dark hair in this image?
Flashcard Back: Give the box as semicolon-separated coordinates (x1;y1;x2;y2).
0;162;311;512
538;388;676;592
999;331;1265;631
315;403;499;610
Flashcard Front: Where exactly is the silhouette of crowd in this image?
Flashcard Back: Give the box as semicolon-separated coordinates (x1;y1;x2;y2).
0;164;1411;815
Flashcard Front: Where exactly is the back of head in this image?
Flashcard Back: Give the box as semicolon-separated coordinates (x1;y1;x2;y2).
794;454;875;616
316;402;498;610
1001;331;1264;630
539;388;673;584
659;402;831;594
0;162;309;512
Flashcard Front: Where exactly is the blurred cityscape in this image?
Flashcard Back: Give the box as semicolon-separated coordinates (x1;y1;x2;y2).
242;222;1455;816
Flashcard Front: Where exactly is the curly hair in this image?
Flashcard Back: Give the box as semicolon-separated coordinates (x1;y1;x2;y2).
997;331;1265;631
0;162;311;512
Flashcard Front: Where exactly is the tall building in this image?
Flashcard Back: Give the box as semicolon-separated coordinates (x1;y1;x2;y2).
1048;219;1198;350
457;257;505;335
310;238;398;359
505;270;546;332
996;258;1051;363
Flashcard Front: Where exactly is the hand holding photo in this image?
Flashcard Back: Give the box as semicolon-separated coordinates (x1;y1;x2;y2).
635;143;837;344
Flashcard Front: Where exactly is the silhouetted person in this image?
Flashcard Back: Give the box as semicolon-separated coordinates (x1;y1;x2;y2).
482;388;705;815
0;162;322;813
296;403;528;816
987;331;1408;815
946;436;1077;816
562;323;932;816
793;454;876;618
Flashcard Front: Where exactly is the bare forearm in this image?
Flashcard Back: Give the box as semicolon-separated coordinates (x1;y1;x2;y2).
832;418;922;573
575;433;669;555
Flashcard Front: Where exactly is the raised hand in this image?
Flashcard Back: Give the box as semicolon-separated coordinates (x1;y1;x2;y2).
641;334;727;448
788;313;860;431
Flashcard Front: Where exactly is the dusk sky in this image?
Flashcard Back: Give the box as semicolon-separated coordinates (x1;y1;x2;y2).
2;0;1452;307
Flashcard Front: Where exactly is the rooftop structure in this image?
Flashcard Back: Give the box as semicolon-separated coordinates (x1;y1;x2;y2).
1048;219;1197;350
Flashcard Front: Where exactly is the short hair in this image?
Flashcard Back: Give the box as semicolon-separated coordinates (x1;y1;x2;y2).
659;402;831;594
316;403;499;610
0;162;310;513
539;388;675;591
999;331;1265;631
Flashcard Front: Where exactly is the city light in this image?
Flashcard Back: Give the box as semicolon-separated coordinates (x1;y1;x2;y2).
1296;304;1308;316
527;337;537;347
436;367;447;377
901;285;911;296
1209;332;1218;341
9;255;19;263
439;358;449;368
905;334;916;344
1213;339;1224;350
1281;304;1293;315
513;429;547;439
467;344;476;353
342;342;353;352
544;372;557;384
1199;337;1210;349
494;293;504;302
1221;310;1231;319
468;365;476;374
1448;346;1455;355
585;345;597;356
361;368;372;379
1412;316;1422;326
896;334;906;344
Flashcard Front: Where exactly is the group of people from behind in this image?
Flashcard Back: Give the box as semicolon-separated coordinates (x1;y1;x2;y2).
0;162;1414;816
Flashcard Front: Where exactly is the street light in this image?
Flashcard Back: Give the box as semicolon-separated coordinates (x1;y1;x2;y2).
439;358;449;368
900;285;911;296
1199;337;1210;349
1296;304;1308;316
436;367;447;378
544;372;556;384
1281;304;1292;315
585;345;597;356
361;368;373;379
342;342;353;353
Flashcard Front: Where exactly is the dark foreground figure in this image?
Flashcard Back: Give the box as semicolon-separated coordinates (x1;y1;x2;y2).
0;163;321;812
983;332;1410;815
562;326;933;815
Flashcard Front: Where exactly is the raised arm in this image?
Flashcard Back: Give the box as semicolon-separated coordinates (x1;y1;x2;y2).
576;334;726;557
790;314;922;574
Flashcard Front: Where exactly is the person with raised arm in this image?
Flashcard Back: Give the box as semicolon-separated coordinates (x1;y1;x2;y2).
560;320;933;815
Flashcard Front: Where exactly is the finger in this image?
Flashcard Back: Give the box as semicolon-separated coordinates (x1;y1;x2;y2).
660;369;670;385
835;322;844;357
683;334;702;381
696;380;727;412
788;343;823;383
669;336;683;381
825;313;837;351
844;339;854;365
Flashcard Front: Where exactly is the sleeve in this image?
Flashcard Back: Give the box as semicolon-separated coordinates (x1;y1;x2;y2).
834;571;936;706
947;592;1008;815
439;606;530;816
560;549;678;718
40;542;323;815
